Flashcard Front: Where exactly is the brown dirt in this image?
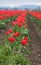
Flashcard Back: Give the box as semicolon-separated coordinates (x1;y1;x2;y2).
0;30;5;45
28;20;41;65
34;23;41;39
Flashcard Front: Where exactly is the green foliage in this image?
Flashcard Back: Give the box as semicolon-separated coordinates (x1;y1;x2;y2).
0;45;12;65
0;21;6;29
31;16;41;28
0;16;16;29
3;18;9;23
35;19;41;28
9;16;16;21
0;45;31;65
28;14;41;28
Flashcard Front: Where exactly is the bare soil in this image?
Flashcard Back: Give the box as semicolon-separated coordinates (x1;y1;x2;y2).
0;30;5;45
28;20;41;65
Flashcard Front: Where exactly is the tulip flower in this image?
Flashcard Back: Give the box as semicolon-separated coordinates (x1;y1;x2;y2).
13;32;20;37
11;21;16;26
8;37;15;42
18;23;22;27
5;31;10;35
21;39;27;46
8;29;13;33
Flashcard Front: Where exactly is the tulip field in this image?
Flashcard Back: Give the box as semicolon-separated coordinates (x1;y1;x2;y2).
0;10;41;65
28;11;41;28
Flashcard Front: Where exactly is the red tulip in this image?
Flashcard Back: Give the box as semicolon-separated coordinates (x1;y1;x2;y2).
5;31;9;35
8;29;13;33
13;32;20;37
21;39;27;46
8;37;15;42
11;21;16;26
18;23;22;27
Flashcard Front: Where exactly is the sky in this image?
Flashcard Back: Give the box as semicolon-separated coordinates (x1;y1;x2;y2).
0;0;41;7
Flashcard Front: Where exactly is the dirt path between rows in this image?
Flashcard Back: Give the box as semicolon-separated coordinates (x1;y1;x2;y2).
28;20;41;65
0;30;5;45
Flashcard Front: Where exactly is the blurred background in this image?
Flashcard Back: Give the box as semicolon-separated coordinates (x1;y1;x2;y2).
0;0;41;11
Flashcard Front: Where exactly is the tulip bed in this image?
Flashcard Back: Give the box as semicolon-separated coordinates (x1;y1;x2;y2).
28;11;41;28
0;10;23;29
0;10;31;65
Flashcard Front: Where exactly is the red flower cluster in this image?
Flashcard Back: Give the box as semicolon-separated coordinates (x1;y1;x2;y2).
5;11;28;46
0;10;23;19
29;11;41;19
11;11;26;28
